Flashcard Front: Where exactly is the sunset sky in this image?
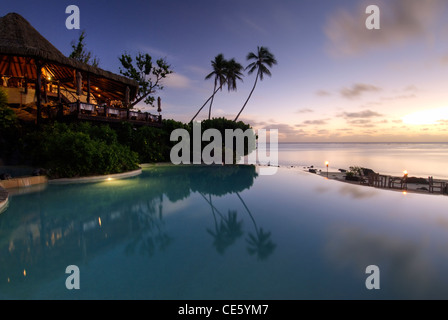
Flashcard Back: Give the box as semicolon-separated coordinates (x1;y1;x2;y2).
2;0;448;142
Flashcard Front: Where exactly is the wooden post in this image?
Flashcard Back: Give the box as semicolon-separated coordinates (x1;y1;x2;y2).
57;81;61;103
86;73;91;104
76;71;82;96
36;61;42;126
125;86;130;108
43;78;48;103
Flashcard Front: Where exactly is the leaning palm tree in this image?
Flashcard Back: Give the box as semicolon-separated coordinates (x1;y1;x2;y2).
205;54;227;120
190;56;244;122
236;192;276;260
224;58;244;93
234;46;277;122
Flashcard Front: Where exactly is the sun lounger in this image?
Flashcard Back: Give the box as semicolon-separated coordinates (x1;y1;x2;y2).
428;176;446;194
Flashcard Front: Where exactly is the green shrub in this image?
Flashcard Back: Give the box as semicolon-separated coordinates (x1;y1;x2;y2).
28;122;139;178
0;88;17;131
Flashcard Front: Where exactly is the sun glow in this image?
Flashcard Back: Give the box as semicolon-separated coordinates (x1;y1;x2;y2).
402;107;448;125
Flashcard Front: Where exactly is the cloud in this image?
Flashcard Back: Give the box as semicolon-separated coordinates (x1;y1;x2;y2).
324;0;444;56
241;17;268;35
164;73;193;89
303;119;328;125
381;94;416;101
440;54;448;65
296;108;314;114
184;65;210;77
340;83;381;99
338;109;383;119
316;90;331;97
346;119;376;127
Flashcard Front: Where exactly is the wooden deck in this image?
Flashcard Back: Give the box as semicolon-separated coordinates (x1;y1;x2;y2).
64;102;163;127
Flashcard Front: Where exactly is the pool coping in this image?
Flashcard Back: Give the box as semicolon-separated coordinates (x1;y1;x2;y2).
0;186;8;214
48;168;142;185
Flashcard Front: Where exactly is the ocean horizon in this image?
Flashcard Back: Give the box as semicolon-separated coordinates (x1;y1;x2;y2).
257;142;448;180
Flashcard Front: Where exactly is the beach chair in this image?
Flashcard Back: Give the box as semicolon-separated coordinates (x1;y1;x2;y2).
428;176;445;194
365;172;381;187
389;175;407;190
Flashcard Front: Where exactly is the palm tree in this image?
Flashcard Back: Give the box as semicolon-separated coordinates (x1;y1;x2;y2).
205;54;227;120
224;58;244;93
190;56;244;122
236;192;276;260
234;46;277;122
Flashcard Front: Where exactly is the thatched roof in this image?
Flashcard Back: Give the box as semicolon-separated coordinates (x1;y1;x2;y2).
0;13;138;101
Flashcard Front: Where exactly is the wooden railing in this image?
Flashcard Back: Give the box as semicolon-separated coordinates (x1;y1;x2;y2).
67;102;161;125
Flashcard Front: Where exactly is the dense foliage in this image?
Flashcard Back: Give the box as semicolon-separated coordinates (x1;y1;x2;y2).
27;122;140;178
0;88;19;162
0;117;254;178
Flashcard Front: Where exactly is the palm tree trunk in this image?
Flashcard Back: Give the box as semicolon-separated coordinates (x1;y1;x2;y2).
208;82;217;120
234;70;259;122
236;192;259;235
190;83;223;123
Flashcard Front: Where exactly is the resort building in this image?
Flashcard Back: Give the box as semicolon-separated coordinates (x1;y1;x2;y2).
0;12;161;126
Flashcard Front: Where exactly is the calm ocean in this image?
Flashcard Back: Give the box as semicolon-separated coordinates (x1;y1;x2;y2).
261;143;448;180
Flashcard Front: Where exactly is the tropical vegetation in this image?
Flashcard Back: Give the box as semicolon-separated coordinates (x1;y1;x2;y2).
191;46;276;122
234;46;277;122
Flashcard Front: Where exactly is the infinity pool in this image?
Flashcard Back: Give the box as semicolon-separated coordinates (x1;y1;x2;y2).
1;165;448;299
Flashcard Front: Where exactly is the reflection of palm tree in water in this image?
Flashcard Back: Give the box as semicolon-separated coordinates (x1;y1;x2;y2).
236;192;276;260
125;195;172;257
200;193;243;254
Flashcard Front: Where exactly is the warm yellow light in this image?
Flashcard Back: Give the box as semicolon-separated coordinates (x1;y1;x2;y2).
98;217;102;227
402;191;407;195
106;177;112;181
23;269;26;277
7;277;10;283
325;161;329;166
403;170;408;175
95;87;99;90
402;106;448;125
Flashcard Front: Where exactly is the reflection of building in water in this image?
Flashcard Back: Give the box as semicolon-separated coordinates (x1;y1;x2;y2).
0;196;166;290
0;165;259;293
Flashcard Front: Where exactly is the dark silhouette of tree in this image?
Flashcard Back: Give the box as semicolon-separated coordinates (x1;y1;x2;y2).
125;198;172;257
236;192;276;260
118;52;172;108
201;193;243;254
234;46;277;122
191;56;243;122
205;54;227;120
69;30;99;67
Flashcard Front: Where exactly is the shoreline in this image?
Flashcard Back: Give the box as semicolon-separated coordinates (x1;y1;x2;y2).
0;186;8;214
308;169;448;197
1;163;447;200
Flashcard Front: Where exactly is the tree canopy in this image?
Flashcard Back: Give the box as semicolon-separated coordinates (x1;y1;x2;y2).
68;30;99;67
119;52;172;108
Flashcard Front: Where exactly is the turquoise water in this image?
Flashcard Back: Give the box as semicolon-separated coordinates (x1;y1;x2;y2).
1;165;448;299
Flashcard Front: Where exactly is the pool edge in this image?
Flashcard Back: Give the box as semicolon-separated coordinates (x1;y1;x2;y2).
48;168;142;185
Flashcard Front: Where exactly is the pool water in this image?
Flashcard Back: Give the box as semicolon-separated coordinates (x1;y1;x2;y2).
1;165;448;299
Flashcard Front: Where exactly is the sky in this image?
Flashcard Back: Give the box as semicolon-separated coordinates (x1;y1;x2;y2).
2;0;448;142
